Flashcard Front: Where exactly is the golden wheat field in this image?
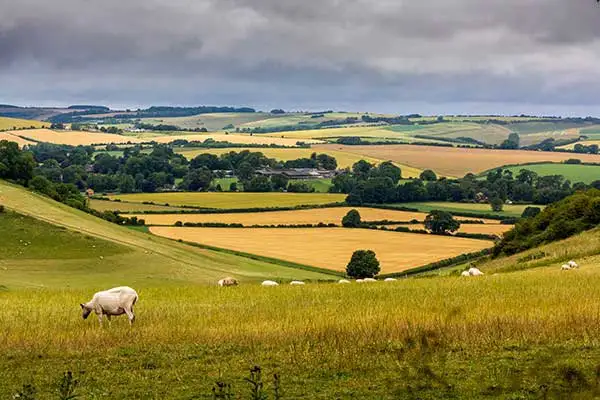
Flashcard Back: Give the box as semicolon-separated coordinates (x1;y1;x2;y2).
398;223;513;236
10;129;144;145
130;207;500;226
0;116;47;130
0;132;36;147
150;133;323;146
316;144;600;176
149;227;492;273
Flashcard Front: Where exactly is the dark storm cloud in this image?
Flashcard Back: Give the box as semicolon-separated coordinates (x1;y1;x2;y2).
1;0;600;113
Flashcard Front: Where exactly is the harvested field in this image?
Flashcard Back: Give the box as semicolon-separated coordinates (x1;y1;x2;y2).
0;132;36;147
141;112;281;131
393;223;513;236
150;227;492;273
399;202;544;218
0;116;47;130
89;199;187;213
149;133;323;146
316;144;600;177
111;192;346;209
131;207;499;226
10;129;143;145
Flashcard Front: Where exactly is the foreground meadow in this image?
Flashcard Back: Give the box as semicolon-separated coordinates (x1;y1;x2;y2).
3;269;600;398
150;227;492;273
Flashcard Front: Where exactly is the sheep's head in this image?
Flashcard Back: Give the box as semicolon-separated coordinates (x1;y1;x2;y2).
80;303;92;320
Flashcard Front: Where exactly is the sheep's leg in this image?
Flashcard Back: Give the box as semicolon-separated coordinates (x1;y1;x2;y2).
97;313;103;327
125;309;135;325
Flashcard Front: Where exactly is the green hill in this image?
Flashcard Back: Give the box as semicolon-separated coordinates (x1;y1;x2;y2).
0;180;338;288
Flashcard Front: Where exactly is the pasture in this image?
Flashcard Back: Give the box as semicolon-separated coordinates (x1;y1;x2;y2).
149;133;323;146
317;144;600;177
398;223;513;236
110;192;346;209
8;129;144;146
397;201;542;218
499;162;600;184
88;199;187;213
129;207;499;226
141;112;282;131
0;116;47;130
150;227;492;273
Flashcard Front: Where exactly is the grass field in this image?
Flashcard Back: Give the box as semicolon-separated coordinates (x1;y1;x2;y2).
317;144;600;177
149;133;323;146
110;192;346;209
141;112;284;131
397;201;542;218
150;227;492;273
397;223;513;236
499;162;600;184
0;132;36;147
9;129;144;146
129;207;499;226
0;116;47;130
88;199;187;212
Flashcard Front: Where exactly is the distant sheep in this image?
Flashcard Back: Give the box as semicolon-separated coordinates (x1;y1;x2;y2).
384;278;397;282
363;278;377;282
568;260;579;269
261;280;279;286
561;264;571;271
218;277;238;287
461;271;471;277
468;267;484;276
338;279;351;284
356;279;365;283
290;280;305;285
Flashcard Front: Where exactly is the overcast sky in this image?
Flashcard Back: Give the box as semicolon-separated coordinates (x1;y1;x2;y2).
1;0;600;115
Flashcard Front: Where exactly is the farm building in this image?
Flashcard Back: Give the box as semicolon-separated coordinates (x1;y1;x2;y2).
255;168;339;180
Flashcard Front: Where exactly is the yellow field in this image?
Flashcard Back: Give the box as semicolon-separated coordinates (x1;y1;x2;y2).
131;207;499;226
111;192;346;209
175;147;422;176
262;126;410;140
0;132;36;147
150;227;492;273
316;144;600;177
10;129;144;146
149;133;323;146
0;116;47;131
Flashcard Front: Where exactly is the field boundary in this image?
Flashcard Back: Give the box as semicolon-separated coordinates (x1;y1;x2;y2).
366;204;513;221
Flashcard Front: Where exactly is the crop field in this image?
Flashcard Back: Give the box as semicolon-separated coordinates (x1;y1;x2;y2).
504;121;589;135
150;226;492;273
397;201;543;218
129;207;499;226
110;192;346;209
396;223;513;236
140;112;283;131
8;129;144;146
0;116;47;130
88;199;187;213
389;122;512;145
261;125;441;142
317;144;600;177
148;133;323;146
0;132;36;147
500;162;600;184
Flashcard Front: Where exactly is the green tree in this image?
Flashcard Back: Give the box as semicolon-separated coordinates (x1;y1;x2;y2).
271;174;289;191
373;161;402;184
490;197;504;212
346;250;380;278
420;169;437;181
521;206;541;219
342;209;362;227
424;210;460;234
499;133;520;149
244;176;272;192
179;168;213;191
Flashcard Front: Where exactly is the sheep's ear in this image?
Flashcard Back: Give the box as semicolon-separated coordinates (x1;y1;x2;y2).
80;303;85;309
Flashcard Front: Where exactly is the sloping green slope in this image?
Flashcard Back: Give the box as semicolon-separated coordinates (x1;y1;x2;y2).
0;180;337;288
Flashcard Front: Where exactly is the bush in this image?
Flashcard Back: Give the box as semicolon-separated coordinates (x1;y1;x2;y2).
0;204;4;213
521;206;541;219
346;250;380;278
342;209;362;227
424;210;460;234
490;197;504;212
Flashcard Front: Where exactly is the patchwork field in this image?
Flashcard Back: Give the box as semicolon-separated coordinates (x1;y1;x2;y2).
500;162;600;184
0;116;47;130
150;227;492;273
129;207;499;226
110;192;346;209
317;144;600;177
8;129;144;146
175;147;422;176
149;133;323;146
0;132;36;147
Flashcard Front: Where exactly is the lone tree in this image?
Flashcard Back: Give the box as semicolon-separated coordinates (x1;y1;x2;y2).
419;169;437;181
346;250;380;278
490;197;504;212
424;210;460;234
342;209;362;227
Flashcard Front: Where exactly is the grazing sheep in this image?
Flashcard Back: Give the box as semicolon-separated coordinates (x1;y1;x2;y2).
461;271;471;277
261;280;279;286
568;260;579;269
217;277;238;287
468;267;484;276
561;264;572;271
338;279;351;284
363;278;377;282
384;278;397;282
290;280;305;285
356;279;365;283
80;286;138;326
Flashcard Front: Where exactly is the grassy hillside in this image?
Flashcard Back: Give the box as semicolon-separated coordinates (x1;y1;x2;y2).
500;162;600;184
0;180;338;288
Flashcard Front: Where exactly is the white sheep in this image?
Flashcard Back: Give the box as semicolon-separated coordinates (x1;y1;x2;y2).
363;278;377;282
384;278;397;282
290;280;305;285
356;279;365;283
461;270;471;277
468;267;484;276
261;280;279;286
568;260;579;269
218;277;238;287
561;264;571;271
338;279;351;284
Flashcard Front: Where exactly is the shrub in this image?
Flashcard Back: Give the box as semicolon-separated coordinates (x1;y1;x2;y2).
521;206;541;219
346;250;380;278
342;209;361;227
424;210;460;234
490;197;504;212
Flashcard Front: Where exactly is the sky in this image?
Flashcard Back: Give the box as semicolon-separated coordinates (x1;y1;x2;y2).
1;0;600;115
